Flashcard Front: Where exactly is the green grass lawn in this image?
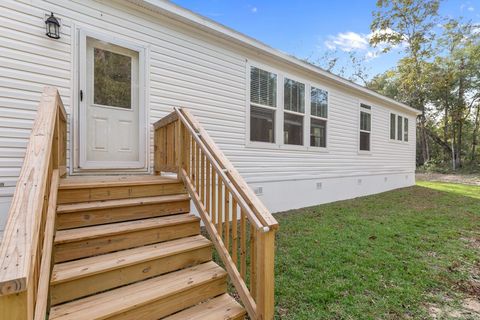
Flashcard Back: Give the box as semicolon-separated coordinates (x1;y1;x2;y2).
273;182;480;319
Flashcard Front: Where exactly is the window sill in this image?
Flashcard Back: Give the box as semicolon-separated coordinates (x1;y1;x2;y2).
246;141;329;153
358;150;372;155
389;139;409;144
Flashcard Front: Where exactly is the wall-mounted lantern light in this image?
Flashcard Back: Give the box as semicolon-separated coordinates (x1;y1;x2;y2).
45;12;60;39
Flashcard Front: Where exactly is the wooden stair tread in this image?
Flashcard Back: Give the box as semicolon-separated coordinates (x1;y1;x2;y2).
59;175;180;189
51;235;211;284
163;293;246;320
49;261;227;320
56;194;190;214
55;214;199;244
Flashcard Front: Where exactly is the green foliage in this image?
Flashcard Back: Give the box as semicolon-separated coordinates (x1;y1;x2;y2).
274;183;480;319
366;0;480;170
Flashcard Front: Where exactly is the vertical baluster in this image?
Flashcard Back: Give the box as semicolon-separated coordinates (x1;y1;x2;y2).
184;126;190;176
232;198;238;266
206;162;211;214
211;169;217;224
250;224;257;298
190;136;195;181
240;209;247;280
224;189;230;252
201;153;205;204
194;143;199;191
217;176;223;238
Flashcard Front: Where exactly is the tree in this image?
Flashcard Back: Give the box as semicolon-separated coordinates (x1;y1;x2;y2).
370;0;442;165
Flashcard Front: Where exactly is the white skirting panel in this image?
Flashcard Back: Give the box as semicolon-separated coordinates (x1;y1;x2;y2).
251;172;416;213
189;172;416;218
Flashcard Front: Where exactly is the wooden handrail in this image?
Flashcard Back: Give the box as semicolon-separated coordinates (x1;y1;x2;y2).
33;170;59;320
153;108;277;320
0;87;67;320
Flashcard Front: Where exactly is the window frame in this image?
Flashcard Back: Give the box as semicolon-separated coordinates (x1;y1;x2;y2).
358;102;372;154
309;85;329;149
248;64;278;145
389;112;410;144
283;76;306;146
245;60;329;152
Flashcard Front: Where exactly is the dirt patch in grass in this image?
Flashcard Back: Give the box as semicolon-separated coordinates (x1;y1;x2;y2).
428;237;480;319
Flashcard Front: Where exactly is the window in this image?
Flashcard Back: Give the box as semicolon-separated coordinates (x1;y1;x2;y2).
250;67;277;143
390;113;396;140
311;87;328;118
284;78;305;145
397;115;403;141
404;118;409;142
250;106;275;143
359;104;371;151
284;113;303;145
94;48;133;109
284;78;305;113
311;118;326;147
390;112;410;142
310;87;328;147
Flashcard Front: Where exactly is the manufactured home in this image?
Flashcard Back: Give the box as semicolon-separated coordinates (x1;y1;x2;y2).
0;0;420;319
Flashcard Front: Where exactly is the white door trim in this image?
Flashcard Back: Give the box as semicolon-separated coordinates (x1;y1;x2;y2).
77;28;148;171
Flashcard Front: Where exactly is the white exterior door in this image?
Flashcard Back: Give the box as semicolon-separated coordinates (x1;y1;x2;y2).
79;31;146;170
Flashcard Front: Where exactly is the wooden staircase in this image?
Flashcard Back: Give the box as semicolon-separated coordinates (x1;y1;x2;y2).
48;175;246;320
0;88;278;320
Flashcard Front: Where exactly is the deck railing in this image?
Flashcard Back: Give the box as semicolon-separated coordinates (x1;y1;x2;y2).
0;87;67;320
154;107;278;320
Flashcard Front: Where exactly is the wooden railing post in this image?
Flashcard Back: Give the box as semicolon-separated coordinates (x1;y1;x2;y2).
256;229;276;320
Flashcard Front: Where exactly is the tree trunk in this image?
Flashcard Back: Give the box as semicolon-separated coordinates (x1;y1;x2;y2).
456;57;466;169
471;105;480;164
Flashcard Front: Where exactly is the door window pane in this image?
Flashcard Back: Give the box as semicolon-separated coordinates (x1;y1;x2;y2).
284;113;303;145
311;118;327;147
360;132;370;151
284;78;305;113
250;106;275;143
94;48;132;108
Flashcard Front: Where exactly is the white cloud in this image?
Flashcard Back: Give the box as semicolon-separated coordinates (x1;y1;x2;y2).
323;28;405;61
251;6;258;13
468;6;475;12
324;28;402;51
324;32;369;52
365;51;380;61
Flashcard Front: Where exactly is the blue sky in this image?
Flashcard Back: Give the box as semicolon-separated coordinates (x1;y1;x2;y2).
172;0;479;80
